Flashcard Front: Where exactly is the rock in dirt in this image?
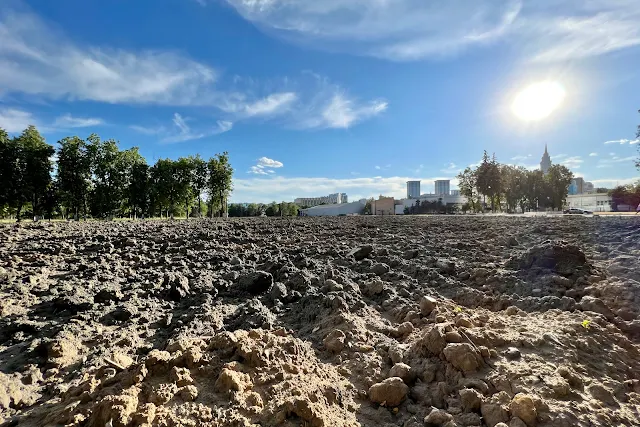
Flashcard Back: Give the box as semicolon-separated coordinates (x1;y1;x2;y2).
323;330;346;353
509;393;537;426
163;272;190;301
349;245;374;261
506;241;591;278
238;271;273;295
424;407;453;425
368;377;409;407
443;343;480;373
420;296;437;316
505;347;521;360
459;388;482;412
578;296;615;320
388;363;413;384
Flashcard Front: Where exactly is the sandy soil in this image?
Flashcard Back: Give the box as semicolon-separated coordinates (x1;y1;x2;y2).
0;216;639;427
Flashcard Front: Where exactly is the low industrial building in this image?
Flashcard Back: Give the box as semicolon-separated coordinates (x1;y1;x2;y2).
371;196;396;216
300;200;365;216
295;193;348;207
565;193;612;212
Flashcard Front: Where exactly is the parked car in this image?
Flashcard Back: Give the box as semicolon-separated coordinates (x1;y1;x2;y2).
563;208;593;215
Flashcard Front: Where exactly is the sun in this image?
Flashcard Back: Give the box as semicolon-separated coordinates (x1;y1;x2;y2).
512;81;565;121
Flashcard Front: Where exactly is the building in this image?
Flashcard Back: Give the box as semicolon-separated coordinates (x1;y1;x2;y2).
540;144;552;174
571;177;585;194
450;190;460;196
435;180;451;196
396;193;468;214
584;182;594;194
407;181;421;198
300;200;365;216
566;193;612;212
372;196;396;216
294;193;348;207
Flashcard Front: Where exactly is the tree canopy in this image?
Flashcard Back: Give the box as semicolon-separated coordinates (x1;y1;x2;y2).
0;125;234;221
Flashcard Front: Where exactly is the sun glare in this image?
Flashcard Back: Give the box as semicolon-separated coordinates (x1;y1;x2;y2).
512;81;565;121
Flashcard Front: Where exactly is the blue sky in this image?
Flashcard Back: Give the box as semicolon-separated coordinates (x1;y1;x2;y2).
0;0;639;202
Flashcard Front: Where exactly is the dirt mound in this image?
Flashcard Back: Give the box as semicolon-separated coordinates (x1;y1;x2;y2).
506;240;593;280
1;216;639;426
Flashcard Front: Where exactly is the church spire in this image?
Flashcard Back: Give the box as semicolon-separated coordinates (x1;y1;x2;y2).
540;144;552;174
544;144;548;154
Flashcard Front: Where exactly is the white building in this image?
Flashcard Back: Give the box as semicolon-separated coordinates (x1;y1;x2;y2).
584;182;595;194
435;180;450;196
300;200;365;216
407;181;421;198
295;193;348;207
450;190;460;196
566;193;612;212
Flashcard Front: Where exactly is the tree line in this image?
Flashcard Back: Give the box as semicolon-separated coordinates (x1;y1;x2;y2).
0;126;233;221
228;202;299;217
456;151;574;213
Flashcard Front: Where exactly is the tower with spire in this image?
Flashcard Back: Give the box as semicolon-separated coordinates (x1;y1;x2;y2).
540;144;552;174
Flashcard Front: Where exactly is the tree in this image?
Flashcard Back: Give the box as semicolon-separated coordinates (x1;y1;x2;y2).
501;165;526;213
87;135;130;219
523;170;545;211
207;152;233;218
57;136;91;220
0;128;22;217
545;164;573;210
129;161;150;219
457;167;479;212
190;155;208;217
176;157;195;218
17;126;55;220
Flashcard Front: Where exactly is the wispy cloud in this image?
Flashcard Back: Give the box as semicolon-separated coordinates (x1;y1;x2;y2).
604;139;639;145
131;113;233;143
596;155;636;168
219;92;297;118
510;154;532;161
231;175;460;204
0;8;217;106
54;114;104;128
248;156;284;175
0;108;39;132
440;162;460;174
224;0;640;62
589;152;598;157
560;156;583;169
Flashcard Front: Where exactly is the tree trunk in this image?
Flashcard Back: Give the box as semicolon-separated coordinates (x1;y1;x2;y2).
198;196;202;218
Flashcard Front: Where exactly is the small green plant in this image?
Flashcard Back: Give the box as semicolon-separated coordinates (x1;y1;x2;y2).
581;319;592;329
454;306;463;313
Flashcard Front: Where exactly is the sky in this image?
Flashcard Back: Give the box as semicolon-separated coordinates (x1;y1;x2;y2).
0;0;639;203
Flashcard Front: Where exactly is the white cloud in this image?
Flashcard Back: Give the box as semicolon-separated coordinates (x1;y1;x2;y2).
589;152;598;157
560;156;583;169
596;156;636;168
248;156;284;174
0;8;217;106
257;157;283;168
245;93;297;117
440;162;460;174
0;108;38;132
589;177;640;188
224;0;640;62
510;154;531;161
315;94;387;129
230;175;460;204
131;113;232;143
374;166;381;170
54;114;104;128
605;139;639;145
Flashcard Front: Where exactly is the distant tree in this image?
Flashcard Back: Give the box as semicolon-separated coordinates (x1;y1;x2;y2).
266;201;278;217
207;152;233;218
17;126;55;220
545;164;573;210
0;128;22;217
476;151;502;211
364;198;374;215
457;167;479;212
501;165;527;213
176;157;195;218
403;206;410;215
594;187;609;194
129;161;150;219
523;170;545;211
190;155;208;217
57;136;91;220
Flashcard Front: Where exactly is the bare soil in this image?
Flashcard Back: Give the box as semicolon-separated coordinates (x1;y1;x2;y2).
1;216;639;427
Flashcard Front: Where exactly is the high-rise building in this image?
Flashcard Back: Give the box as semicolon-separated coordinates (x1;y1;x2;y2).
407;181;421;198
435;180;450;196
584;182;594;194
571;177;585;194
450;190;460;196
540;144;552;174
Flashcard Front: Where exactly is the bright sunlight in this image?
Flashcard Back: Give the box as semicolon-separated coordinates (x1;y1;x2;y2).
512;81;565;121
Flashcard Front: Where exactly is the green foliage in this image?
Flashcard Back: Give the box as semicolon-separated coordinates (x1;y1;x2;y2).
456;167;480;212
545;164;573;210
609;184;640;211
0;125;234;221
581;319;592;329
